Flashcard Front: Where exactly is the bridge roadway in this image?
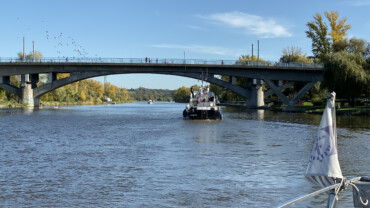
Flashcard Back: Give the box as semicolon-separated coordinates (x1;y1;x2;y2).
0;58;324;107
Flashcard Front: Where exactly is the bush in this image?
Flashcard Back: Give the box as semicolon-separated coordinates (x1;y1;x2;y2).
356;99;365;106
312;97;324;106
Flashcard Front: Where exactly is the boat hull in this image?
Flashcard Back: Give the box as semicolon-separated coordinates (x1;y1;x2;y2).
183;108;222;120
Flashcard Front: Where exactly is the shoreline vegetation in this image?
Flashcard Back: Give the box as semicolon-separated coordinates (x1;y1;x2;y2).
220;102;370;116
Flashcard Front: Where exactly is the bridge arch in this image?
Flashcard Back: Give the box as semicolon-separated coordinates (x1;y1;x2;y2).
34;71;251;98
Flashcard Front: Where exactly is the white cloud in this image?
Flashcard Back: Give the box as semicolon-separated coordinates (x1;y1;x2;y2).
152;44;243;56
350;0;370;6
199;11;292;38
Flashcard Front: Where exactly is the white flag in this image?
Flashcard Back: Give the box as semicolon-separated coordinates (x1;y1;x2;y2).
305;92;343;188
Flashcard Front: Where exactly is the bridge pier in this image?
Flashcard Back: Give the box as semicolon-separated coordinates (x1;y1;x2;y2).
247;79;264;108
229;76;236;85
19;74;39;107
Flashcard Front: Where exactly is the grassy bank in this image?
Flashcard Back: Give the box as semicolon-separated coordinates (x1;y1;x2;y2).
0;101;22;108
279;105;370;116
221;101;370;116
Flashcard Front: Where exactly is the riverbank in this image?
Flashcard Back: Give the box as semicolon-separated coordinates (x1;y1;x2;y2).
219;102;370;116
0;100;133;108
0;101;22;108
278;105;370;116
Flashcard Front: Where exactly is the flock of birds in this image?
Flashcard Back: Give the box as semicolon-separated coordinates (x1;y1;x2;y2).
15;16;97;58
45;30;92;58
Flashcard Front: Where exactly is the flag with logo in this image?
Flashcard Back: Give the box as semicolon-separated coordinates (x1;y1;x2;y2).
305;92;343;188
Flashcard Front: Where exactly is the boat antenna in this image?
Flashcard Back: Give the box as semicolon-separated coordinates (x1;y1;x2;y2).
205;67;208;82
201;70;204;86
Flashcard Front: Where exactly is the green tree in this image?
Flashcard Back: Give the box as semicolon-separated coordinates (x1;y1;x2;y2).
0;89;6;101
174;86;190;103
348;38;367;54
306;13;331;62
325;51;368;106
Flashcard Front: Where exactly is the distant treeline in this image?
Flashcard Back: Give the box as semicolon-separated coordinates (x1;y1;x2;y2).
128;87;174;102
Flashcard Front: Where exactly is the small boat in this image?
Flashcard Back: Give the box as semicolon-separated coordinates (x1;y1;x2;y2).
148;100;153;104
183;88;222;120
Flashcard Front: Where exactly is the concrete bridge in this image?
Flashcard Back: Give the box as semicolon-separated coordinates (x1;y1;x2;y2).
0;57;324;107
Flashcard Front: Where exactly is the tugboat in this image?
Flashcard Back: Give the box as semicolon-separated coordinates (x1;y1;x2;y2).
183;86;222;120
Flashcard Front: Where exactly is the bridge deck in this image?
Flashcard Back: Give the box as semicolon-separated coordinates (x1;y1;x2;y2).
0;57;324;68
0;57;324;82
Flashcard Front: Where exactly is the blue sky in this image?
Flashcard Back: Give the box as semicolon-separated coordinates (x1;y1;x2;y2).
1;0;369;89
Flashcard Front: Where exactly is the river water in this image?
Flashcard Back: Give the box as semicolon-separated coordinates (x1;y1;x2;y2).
0;102;369;207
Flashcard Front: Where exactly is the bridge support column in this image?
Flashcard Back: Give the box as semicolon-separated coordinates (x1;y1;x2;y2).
48;72;57;83
247;79;264;108
19;74;39;107
229;76;236;85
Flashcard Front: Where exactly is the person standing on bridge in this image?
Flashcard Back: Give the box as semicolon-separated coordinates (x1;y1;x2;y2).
145;57;148;63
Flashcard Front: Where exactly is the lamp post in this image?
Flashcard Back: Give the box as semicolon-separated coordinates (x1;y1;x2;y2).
257;40;259;65
23;37;25;61
33;40;35;62
251;44;254;64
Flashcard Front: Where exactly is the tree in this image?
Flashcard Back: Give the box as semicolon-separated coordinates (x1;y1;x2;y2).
306;11;351;62
325;11;351;43
174;86;190;103
306;13;331;62
236;54;264;64
17;51;43;61
325;51;368;105
280;46;313;63
80;91;86;102
348;38;367;54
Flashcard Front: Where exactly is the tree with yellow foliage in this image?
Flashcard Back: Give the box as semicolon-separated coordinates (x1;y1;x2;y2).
280;47;313;63
80;91;86;102
306;11;351;62
325;11;351;43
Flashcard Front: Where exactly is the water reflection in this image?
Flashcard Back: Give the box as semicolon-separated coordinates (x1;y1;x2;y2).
22;107;35;115
257;109;264;120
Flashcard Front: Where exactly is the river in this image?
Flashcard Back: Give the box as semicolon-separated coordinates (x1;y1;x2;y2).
0;102;369;207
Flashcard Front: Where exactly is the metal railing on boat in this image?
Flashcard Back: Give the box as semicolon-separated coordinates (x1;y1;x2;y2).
277;177;369;208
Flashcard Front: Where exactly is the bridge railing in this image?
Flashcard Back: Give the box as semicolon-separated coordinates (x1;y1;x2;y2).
0;57;324;68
